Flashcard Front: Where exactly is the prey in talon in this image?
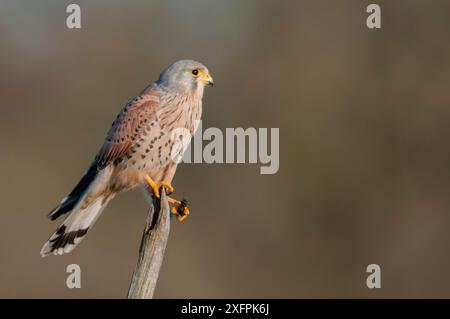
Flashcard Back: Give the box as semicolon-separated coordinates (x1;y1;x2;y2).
41;60;213;257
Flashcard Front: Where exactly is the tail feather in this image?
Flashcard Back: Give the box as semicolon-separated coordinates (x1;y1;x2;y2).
48;164;99;220
41;165;113;257
41;196;109;257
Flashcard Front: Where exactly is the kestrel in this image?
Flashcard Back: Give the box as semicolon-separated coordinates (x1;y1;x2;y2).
41;60;213;257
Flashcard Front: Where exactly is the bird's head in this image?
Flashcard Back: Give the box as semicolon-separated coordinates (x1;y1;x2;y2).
156;60;213;97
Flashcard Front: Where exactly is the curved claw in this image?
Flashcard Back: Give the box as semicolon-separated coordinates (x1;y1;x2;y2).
159;181;174;195
144;176;174;197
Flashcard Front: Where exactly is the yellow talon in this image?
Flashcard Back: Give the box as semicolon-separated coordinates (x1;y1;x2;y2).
159;181;174;195
168;197;190;222
177;207;190;222
145;175;190;222
145;175;160;198
145;176;174;197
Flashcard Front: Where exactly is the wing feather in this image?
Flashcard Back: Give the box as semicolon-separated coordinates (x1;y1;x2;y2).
95;89;160;167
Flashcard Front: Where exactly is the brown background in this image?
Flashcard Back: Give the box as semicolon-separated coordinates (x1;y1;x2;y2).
1;0;450;298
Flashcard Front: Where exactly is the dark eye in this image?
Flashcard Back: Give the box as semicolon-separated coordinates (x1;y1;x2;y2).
191;69;199;76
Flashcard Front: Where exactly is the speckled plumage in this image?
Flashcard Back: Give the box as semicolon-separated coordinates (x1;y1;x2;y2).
41;60;212;257
104;84;202;193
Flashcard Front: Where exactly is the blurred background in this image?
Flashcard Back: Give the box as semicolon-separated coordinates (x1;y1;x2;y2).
1;0;450;298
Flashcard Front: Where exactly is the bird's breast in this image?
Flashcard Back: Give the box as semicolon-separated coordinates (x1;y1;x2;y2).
111;98;201;191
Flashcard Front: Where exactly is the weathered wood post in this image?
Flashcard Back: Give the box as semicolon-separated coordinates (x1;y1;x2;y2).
127;188;170;298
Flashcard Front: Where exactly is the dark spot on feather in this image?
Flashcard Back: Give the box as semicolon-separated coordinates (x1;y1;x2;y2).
49;227;89;252
56;225;66;235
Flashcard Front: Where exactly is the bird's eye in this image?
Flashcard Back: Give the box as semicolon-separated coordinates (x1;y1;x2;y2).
191;69;201;76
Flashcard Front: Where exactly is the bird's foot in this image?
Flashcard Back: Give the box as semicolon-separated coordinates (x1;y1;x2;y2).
168;197;190;222
145;175;160;198
144;175;189;221
144;176;174;197
159;181;174;195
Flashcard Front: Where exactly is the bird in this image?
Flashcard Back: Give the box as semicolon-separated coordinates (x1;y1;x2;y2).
40;60;213;257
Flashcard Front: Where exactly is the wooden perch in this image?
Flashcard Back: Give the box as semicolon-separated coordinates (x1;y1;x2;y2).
127;188;171;299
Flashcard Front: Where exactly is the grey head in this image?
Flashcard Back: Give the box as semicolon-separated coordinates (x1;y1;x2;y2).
155;60;213;96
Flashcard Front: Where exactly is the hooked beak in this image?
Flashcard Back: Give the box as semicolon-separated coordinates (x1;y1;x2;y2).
204;73;214;87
